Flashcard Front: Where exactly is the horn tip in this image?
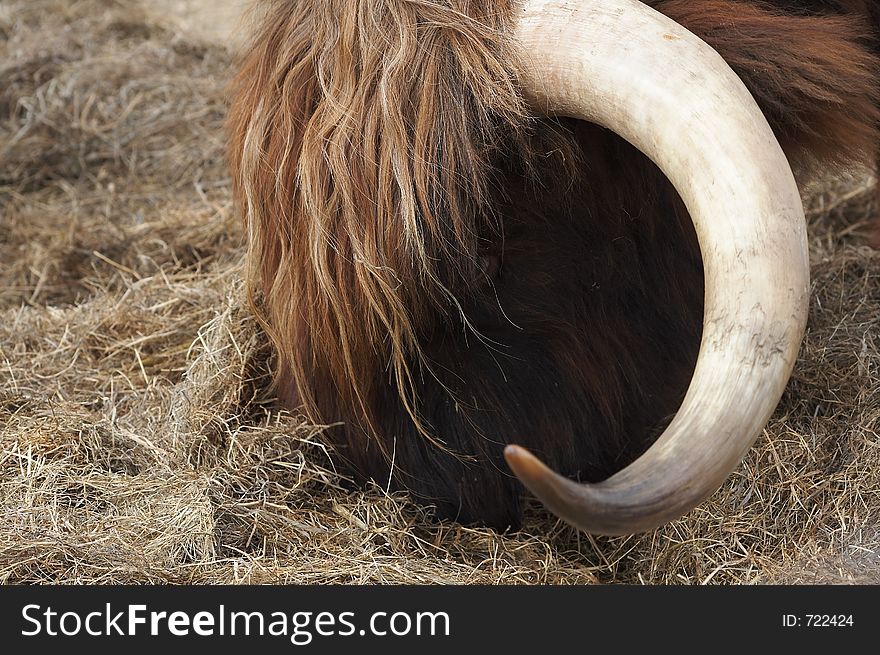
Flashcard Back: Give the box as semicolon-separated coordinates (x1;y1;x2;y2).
504;444;551;485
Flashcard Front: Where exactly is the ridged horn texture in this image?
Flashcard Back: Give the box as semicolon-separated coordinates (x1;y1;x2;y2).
503;0;811;535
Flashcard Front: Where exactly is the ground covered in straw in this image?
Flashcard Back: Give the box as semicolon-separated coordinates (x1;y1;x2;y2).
1;0;879;585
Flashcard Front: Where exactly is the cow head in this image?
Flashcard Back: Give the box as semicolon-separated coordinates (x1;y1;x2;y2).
227;0;879;534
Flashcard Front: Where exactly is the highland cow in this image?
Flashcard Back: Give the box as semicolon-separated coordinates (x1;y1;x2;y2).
227;0;880;534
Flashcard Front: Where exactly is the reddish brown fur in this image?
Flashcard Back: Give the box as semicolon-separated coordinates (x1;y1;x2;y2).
651;1;880;169
228;0;880;529
227;0;532;450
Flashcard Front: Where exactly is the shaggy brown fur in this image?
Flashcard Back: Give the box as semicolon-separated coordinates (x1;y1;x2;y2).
227;0;880;529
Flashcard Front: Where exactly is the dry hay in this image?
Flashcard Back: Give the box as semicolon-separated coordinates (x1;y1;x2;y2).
1;0;878;585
